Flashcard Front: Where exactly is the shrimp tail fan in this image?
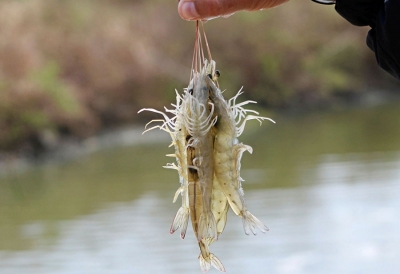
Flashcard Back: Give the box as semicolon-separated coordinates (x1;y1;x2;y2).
199;254;211;272
170;206;190;239
210;253;226;272
242;210;269;236
198;253;226;272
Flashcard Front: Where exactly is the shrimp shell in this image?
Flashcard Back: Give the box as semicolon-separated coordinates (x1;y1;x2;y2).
207;74;274;235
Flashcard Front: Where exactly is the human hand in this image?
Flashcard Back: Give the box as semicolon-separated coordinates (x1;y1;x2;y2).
178;0;289;20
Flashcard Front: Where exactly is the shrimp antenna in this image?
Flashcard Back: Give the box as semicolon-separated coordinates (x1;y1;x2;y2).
190;20;209;94
190;21;199;81
191;21;213;76
200;21;212;63
198;24;206;72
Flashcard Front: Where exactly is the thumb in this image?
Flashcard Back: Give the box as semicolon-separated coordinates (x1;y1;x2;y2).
178;0;289;21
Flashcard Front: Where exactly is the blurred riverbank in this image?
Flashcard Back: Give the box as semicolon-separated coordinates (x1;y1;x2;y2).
1;87;400;179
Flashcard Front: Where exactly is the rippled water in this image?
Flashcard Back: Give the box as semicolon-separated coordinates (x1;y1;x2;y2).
1;103;400;273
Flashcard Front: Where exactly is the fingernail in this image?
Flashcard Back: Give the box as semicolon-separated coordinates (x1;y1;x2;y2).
179;1;199;20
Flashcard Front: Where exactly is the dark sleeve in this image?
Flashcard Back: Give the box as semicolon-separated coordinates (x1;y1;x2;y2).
335;0;400;81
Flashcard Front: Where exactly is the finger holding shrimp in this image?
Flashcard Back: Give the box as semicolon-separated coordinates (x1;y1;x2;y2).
178;0;289;20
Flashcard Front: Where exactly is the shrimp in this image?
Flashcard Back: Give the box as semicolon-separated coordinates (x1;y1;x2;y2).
206;62;275;235
206;61;230;240
138;91;190;239
183;70;218;241
182;68;225;272
164;91;191;239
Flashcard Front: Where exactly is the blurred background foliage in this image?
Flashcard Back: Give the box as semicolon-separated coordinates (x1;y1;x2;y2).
0;0;398;154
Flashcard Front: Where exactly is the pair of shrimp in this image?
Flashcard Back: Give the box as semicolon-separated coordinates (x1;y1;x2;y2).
139;60;274;272
139;21;274;273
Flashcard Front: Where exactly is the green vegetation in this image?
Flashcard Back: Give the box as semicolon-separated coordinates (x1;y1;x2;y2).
0;0;398;152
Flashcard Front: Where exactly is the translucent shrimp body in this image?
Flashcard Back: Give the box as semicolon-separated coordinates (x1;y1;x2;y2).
208;75;275;235
183;71;218;242
139;92;190;239
167;110;190;239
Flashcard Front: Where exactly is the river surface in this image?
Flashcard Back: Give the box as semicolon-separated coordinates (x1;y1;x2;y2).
1;103;400;274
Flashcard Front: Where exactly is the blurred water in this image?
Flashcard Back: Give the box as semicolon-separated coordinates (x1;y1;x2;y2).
1;103;400;274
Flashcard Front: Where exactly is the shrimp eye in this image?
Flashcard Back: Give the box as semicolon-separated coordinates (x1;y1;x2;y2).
189;167;197;174
188;89;193;95
215;70;220;78
207;74;213;79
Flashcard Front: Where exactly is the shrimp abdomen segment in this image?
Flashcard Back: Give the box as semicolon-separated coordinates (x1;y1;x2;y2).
211;175;229;236
188;143;218;241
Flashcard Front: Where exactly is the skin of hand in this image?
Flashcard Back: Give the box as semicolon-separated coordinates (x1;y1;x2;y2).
178;0;289;20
